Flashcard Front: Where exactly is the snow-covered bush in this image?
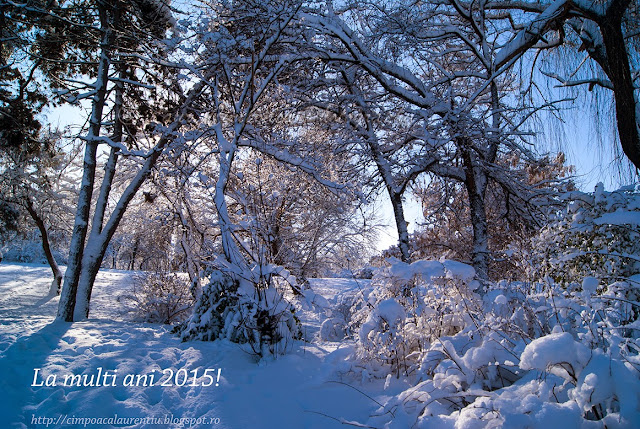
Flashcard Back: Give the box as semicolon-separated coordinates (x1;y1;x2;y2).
179;267;302;357
348;259;481;378
119;271;195;324
530;183;640;286
336;255;640;428
354;265;375;279
320;317;348;341
3;238;43;263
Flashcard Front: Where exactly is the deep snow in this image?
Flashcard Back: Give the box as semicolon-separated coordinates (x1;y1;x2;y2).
0;263;388;428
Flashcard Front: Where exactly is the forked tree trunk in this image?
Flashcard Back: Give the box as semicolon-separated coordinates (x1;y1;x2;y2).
72;65;125;320
56;3;210;320
57;8;113;321
69;76;207;319
216;148;243;267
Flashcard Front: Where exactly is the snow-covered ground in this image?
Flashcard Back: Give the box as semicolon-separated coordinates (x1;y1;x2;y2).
5;259;638;428
0;263;388;428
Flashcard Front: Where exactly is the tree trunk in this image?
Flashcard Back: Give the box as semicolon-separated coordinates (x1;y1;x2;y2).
597;7;640;169
389;191;411;263
24;197;62;295
56;10;209;319
366;119;412;262
216;149;242;266
57;12;113;321
461;145;490;280
129;241;137;271
72;64;124;320
172;197;202;298
74;248;102;320
72;89;200;318
338;69;414;263
181;232;201;299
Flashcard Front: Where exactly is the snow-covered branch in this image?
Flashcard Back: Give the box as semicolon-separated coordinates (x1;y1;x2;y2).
494;0;571;69
238;138;347;194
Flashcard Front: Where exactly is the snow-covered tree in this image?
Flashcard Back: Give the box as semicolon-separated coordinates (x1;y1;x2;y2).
1;0;193;319
413;153;575;279
292;64;441;263
0;6;80;292
300;1;562;277
487;0;640;169
229;154;377;280
144;165;218;297
51;0;185;321
0;132;75;295
178;0;327;355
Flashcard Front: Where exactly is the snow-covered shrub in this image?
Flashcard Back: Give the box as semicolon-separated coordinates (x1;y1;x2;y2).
3;231;67;264
178;271;239;341
331;248;640;427
354;265;375;279
179;267;302;357
348;259;481;378
354;275;640;428
320;317;348;341
326;185;640;428
530;183;640;286
119;271;195;324
3;238;43;263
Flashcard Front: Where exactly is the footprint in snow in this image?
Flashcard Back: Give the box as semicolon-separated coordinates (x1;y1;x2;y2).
61;335;76;344
145;386;163;405
148;351;164;361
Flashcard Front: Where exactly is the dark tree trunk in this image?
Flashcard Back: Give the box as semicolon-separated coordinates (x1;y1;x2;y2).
597;3;640;169
130;239;139;271
461;145;490;280
24;197;62;295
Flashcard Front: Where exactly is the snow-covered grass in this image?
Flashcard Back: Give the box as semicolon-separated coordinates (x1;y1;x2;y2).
0;263;386;428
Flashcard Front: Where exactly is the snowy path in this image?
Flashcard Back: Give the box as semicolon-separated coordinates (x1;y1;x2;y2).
0;264;380;428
